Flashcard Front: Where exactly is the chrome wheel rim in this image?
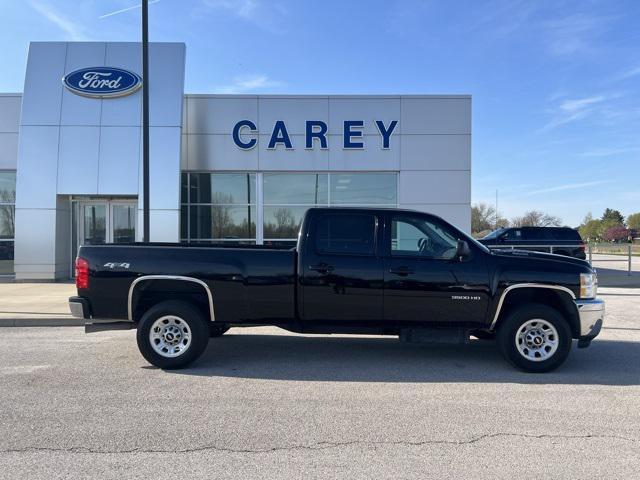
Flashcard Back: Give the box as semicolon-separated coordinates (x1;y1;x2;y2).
515;319;559;362
149;316;192;358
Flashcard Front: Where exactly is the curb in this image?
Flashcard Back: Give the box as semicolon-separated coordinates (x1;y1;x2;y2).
0;318;84;327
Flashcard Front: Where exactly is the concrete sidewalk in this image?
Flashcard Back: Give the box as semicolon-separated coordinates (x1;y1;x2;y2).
0;283;81;326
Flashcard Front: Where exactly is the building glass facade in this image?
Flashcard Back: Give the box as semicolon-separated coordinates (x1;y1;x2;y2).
182;173;256;243
0;171;16;275
180;172;398;244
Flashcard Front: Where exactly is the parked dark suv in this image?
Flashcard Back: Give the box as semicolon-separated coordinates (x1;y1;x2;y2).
479;227;586;260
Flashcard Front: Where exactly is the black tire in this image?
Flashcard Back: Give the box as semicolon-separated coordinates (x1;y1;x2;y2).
136;300;209;369
497;303;572;373
209;325;230;337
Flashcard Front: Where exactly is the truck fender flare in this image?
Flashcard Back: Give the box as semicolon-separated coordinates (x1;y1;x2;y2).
489;283;576;331
128;275;216;322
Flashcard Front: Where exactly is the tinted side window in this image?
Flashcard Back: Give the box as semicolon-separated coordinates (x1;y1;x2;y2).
502;229;522;241
549;228;581;241
315;214;376;255
522;229;546;241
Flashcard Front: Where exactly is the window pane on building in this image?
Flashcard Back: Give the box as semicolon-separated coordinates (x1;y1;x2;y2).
330;173;397;205
182;173;257;243
0;172;16;203
180;204;188;240
189;205;256;240
189;173;255;204
180;173;188;204
264;173;328;205
264;206;309;239
0;241;14;275
0;205;15;239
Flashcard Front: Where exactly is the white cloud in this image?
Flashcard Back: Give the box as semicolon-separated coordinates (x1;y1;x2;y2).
203;0;258;19
29;1;88;41
579;147;640;157
559;96;606;113
466;0;537;39
212;74;285;94
614;65;640;82
99;0;161;20
200;0;287;33
542;14;614;57
540;94;609;131
522;180;610;197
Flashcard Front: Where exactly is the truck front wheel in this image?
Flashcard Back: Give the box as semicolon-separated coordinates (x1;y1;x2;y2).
497;303;572;373
136;301;209;369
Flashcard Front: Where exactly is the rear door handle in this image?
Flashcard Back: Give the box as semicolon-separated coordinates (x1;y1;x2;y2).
389;266;414;276
309;263;334;274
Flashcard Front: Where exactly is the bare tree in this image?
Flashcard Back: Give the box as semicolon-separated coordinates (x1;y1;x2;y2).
264;208;298;239
0;190;14;238
274;208;296;235
471;202;508;235
511;210;562;227
211;193;233;238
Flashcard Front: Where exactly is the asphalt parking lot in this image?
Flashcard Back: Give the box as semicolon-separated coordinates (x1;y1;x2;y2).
0;287;639;479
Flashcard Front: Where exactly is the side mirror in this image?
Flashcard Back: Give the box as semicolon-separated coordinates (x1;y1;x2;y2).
455;240;471;261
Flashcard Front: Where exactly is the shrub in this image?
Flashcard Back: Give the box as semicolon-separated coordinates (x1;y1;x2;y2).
603;226;635;242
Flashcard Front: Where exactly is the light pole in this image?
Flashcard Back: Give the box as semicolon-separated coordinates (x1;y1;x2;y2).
142;0;150;242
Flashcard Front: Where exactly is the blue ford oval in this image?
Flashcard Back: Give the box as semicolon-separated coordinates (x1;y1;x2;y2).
62;66;142;98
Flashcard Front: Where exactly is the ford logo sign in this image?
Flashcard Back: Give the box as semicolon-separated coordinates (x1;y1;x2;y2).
62;67;142;98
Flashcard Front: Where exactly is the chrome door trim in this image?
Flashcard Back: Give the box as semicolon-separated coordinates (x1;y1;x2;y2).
128;275;215;322
490;283;576;331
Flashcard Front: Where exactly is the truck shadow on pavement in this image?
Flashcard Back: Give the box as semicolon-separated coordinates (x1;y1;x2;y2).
167;333;640;385
594;266;640;288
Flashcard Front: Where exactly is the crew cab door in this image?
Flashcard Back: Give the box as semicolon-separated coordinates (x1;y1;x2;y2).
300;211;384;325
383;212;490;325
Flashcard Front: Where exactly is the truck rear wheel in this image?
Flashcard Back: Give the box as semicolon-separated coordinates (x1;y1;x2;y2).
136;301;209;369
497;303;572;373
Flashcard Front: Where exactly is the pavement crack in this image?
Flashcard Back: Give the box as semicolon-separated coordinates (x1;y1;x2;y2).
1;432;637;455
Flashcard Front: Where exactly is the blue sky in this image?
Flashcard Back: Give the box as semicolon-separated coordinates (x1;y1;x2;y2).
1;0;639;226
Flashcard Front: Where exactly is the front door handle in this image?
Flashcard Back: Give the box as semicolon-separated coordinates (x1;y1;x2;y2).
389;266;414;276
309;263;334;274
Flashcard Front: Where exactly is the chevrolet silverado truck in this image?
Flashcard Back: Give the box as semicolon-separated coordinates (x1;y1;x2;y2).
69;207;604;373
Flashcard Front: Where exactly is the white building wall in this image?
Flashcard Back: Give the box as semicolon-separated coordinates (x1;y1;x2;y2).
14;41;185;280
183;94;471;231
0;94;21;170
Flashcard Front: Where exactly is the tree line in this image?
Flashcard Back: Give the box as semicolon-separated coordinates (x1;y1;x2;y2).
472;203;639;242
578;209;639;243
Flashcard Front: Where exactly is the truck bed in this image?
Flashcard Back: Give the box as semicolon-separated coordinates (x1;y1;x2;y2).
78;243;297;323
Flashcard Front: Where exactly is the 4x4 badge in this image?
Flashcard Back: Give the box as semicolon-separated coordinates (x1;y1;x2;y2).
103;262;130;269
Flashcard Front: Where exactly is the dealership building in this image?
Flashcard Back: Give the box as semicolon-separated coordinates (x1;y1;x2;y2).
0;41;471;280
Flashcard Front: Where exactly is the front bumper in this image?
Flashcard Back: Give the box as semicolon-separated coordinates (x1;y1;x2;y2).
575;298;604;346
69;296;134;333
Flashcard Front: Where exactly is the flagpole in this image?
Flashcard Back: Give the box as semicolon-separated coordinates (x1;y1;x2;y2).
142;0;150;242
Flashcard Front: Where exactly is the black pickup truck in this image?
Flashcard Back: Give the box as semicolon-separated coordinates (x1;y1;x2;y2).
70;207;604;373
480;226;587;260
